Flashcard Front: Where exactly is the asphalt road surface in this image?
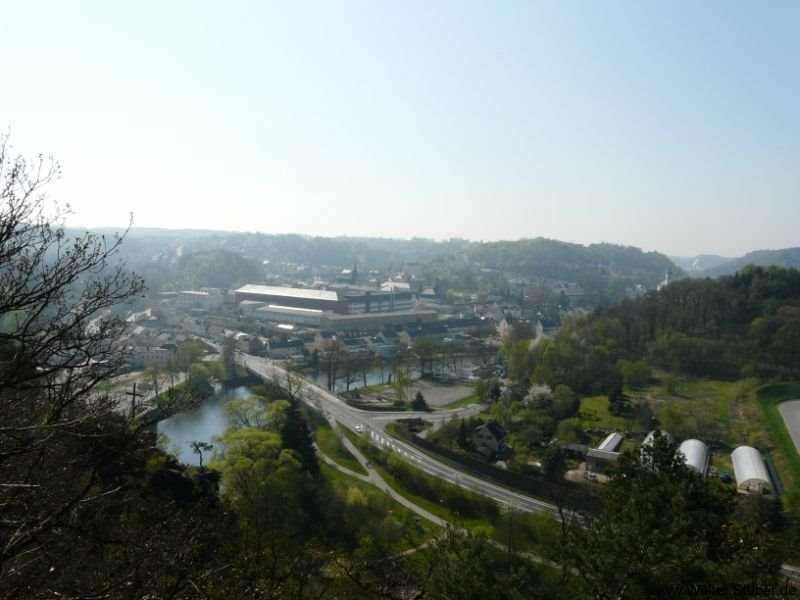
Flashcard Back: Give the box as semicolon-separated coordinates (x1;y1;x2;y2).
240;353;558;517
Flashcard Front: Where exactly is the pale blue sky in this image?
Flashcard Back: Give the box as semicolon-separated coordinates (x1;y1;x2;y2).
1;1;798;256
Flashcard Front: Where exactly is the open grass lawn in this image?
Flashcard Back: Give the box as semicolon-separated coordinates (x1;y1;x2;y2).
314;420;368;475
320;463;439;549
756;383;800;490
578;395;628;431
638;379;739;442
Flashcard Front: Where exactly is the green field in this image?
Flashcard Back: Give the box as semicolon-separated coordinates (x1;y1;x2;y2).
578;395;628;431
643;379;739;442
314;419;368;475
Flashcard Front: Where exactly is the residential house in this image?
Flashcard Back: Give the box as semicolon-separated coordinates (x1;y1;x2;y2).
473;420;508;461
268;339;305;359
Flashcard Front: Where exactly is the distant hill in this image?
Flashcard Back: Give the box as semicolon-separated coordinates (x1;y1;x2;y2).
68;227;478;273
65;226;229;238
63;227;682;304
468;238;680;304
670;254;733;274
702;247;800;277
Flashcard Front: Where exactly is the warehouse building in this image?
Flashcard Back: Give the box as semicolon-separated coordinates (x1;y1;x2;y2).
235;284;414;316
253;304;325;326
235;284;346;313
343;289;413;314
321;309;438;332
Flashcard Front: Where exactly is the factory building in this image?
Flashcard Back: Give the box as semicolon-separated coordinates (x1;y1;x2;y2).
235;284;413;316
235;284;346;313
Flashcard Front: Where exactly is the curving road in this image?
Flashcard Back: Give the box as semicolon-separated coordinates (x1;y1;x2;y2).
239;353;559;517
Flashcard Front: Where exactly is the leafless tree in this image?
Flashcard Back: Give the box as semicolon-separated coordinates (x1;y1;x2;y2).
359;350;377;388
273;365;305;403
337;351;362;392
0;135;146;591
320;337;343;391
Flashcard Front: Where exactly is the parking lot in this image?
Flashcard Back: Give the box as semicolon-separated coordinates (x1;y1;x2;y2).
358;379;476;409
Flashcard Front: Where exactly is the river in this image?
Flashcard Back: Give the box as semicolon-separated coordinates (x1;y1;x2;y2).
156;384;252;466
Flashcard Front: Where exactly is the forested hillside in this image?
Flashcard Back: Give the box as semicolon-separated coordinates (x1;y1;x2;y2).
469;238;680;305
511;265;800;397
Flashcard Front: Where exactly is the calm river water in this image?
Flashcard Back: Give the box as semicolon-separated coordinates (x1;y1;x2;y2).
156;384;252;466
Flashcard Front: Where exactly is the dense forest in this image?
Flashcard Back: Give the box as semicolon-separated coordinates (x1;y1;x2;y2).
502;265;800;399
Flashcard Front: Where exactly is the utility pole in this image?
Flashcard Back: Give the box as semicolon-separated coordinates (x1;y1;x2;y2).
126;383;144;420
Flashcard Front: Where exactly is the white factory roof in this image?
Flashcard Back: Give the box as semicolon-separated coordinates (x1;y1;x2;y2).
236;284;339;302
677;439;709;476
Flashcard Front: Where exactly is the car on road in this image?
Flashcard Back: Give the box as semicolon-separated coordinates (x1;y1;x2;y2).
355;423;364;433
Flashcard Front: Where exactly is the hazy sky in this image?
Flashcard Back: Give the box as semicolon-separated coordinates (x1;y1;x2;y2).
1;1;798;257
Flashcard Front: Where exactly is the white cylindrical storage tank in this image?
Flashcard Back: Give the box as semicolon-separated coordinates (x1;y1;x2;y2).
731;446;772;493
677;439;709;476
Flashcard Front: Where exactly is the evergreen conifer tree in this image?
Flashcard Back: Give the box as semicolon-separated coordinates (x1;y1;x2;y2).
280;398;318;473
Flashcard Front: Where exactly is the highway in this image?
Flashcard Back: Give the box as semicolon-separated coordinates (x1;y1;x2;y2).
239;352;560;516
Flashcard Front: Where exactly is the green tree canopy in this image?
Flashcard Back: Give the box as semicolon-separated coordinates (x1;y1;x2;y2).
564;431;786;599
211;428;306;553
